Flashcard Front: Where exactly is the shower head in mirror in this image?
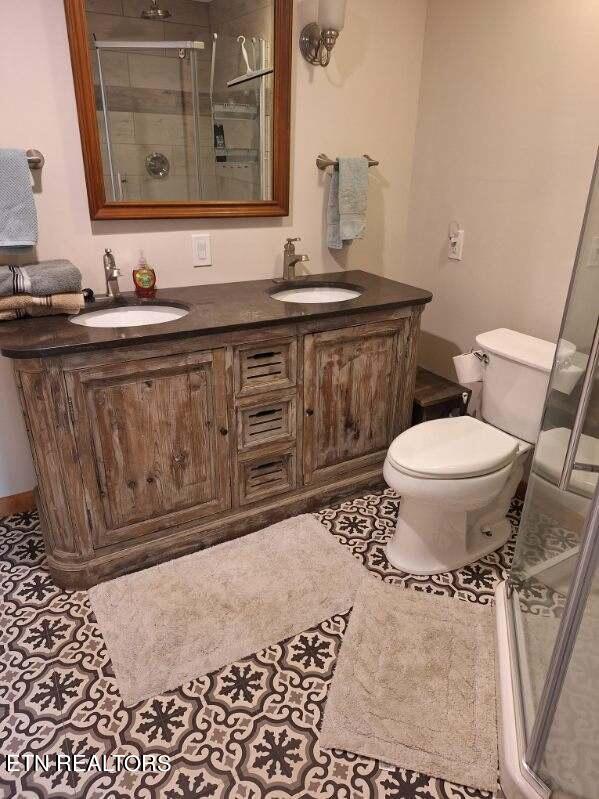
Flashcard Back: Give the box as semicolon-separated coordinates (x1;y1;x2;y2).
141;0;171;20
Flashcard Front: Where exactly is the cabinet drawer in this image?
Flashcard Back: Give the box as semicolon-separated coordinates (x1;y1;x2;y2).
234;338;297;396
238;447;296;506
237;391;296;451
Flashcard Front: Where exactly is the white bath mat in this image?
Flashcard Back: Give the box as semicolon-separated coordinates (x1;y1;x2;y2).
89;514;364;706
320;578;498;792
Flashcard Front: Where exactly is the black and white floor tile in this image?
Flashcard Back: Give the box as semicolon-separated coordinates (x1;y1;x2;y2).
0;490;523;799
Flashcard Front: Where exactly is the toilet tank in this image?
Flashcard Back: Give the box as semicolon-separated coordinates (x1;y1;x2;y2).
475;328;560;444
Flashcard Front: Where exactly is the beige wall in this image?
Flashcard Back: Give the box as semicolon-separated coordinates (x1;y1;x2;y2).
0;0;428;496
403;0;599;379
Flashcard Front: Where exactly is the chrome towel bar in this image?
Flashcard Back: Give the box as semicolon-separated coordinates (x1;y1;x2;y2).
316;153;379;171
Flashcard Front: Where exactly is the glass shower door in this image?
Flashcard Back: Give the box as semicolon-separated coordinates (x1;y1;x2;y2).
94;40;207;202
509;152;599;797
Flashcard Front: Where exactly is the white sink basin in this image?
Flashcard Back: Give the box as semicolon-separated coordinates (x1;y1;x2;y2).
70;305;188;329
271;285;362;304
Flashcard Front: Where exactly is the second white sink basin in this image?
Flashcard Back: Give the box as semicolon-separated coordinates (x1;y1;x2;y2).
70;304;188;328
271;284;362;304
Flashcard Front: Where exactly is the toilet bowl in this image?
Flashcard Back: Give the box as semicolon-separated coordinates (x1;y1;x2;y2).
384;416;530;574
383;328;565;575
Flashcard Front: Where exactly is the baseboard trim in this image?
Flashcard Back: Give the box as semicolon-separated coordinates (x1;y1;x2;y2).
0;489;36;518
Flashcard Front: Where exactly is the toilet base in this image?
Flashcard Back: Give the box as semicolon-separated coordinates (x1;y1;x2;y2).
385;500;513;575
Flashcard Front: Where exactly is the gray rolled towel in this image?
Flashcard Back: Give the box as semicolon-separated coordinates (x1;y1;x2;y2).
0;260;82;297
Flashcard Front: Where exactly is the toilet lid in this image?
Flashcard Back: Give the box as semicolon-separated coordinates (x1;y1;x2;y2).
387;416;519;478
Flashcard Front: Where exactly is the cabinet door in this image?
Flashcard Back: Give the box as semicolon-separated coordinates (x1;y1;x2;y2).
303;321;406;485
66;348;231;547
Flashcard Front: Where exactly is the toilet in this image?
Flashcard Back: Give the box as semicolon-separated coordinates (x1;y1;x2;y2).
383;328;570;575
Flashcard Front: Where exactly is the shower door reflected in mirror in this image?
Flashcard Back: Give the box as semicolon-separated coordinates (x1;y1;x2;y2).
87;0;273;204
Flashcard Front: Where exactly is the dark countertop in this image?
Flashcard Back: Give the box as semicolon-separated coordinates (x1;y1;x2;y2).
0;270;432;359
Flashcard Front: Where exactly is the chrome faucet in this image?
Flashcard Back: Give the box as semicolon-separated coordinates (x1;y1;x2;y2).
103;248;121;298
282;237;309;281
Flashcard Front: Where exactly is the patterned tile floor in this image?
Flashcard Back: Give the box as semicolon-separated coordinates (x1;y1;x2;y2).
0;489;523;799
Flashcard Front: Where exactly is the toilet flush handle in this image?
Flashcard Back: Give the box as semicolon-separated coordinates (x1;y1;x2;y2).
473;350;489;365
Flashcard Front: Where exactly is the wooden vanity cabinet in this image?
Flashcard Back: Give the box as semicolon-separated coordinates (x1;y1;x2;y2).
13;306;422;588
63;349;231;548
303;321;409;485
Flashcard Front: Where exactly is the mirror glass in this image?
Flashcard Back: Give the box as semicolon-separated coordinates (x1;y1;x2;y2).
86;0;274;203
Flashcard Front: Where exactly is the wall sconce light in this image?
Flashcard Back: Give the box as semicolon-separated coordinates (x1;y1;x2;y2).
300;0;347;67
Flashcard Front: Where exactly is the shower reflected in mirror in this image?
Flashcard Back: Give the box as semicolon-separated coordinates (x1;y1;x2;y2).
87;0;274;204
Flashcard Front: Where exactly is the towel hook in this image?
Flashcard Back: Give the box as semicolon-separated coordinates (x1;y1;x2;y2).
26;149;44;170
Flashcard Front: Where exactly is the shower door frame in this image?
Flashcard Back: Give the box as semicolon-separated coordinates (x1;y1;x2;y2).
94;40;205;203
524;481;599;772
496;149;599;799
497;480;599;799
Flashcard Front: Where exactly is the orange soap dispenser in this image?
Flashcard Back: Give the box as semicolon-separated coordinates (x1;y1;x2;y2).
133;251;157;299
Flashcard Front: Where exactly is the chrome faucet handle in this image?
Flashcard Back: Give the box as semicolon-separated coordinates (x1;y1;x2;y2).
284;237;300;253
103;248;116;270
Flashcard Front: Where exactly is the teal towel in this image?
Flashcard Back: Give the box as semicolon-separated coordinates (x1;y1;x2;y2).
0;149;38;247
327;157;369;250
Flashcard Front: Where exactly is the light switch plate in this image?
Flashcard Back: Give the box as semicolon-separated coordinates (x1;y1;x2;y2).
192;233;212;267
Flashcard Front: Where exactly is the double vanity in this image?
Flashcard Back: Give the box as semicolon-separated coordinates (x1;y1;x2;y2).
0;271;431;588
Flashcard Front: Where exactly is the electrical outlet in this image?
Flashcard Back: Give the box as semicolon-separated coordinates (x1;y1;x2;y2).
192;233;212;267
448;229;465;261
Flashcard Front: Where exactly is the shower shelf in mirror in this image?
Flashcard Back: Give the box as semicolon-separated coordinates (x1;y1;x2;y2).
213;103;259;119
215;148;259;162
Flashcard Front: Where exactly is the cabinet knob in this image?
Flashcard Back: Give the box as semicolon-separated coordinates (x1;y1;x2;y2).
220;427;228;436
305;408;314;416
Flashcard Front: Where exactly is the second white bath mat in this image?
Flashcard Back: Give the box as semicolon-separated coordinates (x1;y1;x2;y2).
320;578;498;793
89;514;364;706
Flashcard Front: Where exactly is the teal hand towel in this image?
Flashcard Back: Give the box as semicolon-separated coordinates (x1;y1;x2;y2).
0;149;38;247
327;157;369;250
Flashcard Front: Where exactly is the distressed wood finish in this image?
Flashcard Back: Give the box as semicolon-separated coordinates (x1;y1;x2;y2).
412;366;472;424
62;0;293;220
236;389;296;452
14;307;425;587
237;443;297;506
15;362;91;561
0;491;36;517
64;349;231;548
303;320;407;486
234;338;297;397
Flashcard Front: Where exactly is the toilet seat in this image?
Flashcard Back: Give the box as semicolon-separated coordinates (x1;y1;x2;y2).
387;416;519;479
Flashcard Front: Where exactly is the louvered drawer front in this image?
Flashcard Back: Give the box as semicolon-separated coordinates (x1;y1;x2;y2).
237;393;296;451
238;449;296;505
235;339;297;396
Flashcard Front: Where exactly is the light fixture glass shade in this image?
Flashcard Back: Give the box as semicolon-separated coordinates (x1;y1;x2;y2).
318;0;346;31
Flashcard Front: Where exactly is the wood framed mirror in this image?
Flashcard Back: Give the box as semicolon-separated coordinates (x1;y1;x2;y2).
63;0;292;220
